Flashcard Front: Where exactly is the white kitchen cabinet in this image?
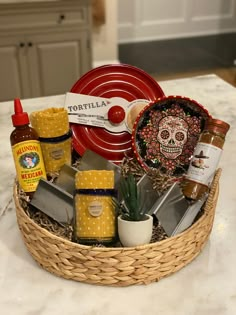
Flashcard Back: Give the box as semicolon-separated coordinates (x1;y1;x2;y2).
0;0;92;101
118;0;236;43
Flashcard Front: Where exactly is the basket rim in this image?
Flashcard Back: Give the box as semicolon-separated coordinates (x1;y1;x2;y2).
13;169;221;252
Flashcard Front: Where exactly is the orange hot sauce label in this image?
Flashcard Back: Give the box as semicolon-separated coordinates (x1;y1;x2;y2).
12;140;46;192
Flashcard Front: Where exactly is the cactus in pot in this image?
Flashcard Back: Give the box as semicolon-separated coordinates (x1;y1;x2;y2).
114;173;153;247
115;173;148;221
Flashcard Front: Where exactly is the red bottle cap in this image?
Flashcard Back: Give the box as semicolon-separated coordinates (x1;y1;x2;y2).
11;99;29;126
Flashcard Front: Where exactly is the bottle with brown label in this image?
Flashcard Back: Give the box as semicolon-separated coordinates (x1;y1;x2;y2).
10;99;46;197
182;118;230;200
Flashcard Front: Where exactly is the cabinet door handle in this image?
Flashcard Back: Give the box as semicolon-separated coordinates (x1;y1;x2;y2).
58;14;65;23
28;42;33;47
19;42;25;47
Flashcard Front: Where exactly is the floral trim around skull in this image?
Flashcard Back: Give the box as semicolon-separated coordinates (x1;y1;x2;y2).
133;98;209;176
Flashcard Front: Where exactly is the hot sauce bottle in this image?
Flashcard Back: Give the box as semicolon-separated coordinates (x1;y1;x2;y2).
182;118;230;200
10;99;46;197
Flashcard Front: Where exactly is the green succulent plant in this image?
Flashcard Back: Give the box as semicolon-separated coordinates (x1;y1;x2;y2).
113;173;149;221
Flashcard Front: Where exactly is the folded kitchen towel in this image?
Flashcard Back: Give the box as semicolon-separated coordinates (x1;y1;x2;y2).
30;108;69;138
30;108;71;173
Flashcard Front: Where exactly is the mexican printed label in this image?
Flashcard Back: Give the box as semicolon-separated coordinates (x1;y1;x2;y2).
12;140;46;192
186;142;222;186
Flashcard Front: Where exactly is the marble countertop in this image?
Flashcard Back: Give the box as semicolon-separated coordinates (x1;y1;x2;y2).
0;74;236;315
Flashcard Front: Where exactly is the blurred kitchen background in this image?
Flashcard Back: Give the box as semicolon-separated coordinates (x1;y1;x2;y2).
117;0;236;87
0;0;236;102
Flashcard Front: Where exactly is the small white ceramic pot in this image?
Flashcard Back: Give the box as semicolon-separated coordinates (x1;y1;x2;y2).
117;214;153;247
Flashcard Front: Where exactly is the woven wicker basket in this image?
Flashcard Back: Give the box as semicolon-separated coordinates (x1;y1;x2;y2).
13;169;221;287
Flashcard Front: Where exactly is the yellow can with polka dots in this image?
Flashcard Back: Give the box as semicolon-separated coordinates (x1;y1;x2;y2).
74;170;116;244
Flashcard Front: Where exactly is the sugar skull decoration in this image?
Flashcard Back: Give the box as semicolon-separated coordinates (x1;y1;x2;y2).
157;115;188;160
133;97;210;176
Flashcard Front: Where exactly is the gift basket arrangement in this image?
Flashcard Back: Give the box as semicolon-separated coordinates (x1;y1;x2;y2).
11;64;229;286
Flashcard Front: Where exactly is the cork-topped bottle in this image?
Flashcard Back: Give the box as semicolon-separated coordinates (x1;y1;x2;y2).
182;118;230;200
10;99;46;197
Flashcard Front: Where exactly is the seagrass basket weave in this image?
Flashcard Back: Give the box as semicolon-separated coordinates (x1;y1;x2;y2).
13;169;221;287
